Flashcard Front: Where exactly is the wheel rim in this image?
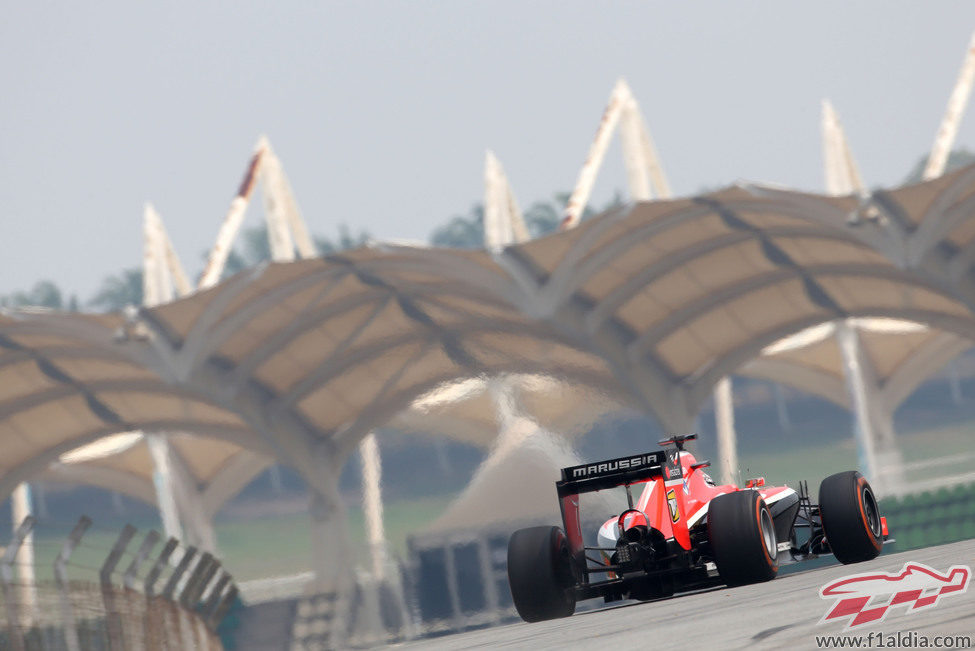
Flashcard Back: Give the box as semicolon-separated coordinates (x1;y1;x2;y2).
759;506;777;559
862;486;882;538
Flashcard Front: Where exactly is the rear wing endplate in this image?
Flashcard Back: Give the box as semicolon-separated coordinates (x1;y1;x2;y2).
556;451;665;576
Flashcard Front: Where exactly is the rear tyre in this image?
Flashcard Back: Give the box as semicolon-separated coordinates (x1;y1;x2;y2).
507;526;576;622
708;490;778;586
819;471;883;564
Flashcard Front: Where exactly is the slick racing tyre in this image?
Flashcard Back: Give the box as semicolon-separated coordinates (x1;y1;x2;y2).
507;526;576;622
708;490;778;586
819;471;883;564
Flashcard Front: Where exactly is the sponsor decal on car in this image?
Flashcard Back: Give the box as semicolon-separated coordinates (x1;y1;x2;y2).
561;452;664;480
666;488;680;523
818;561;971;628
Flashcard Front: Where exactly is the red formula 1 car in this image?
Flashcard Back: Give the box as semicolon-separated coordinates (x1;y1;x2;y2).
507;434;889;622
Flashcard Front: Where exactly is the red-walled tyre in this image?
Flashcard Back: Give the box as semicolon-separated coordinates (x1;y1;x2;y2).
708;490;779;586
819;471;883;564
507;526;576;622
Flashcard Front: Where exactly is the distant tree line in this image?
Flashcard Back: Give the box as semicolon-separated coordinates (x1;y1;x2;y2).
0;280;79;311
430;191;623;248
0;223;370;313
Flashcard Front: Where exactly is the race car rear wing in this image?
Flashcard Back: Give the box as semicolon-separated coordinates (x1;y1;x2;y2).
556;451;666;497
556;451;666;578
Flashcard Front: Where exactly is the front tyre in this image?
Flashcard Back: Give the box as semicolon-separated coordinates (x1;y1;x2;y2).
507;526;576;622
708;490;778;586
819;471;883;564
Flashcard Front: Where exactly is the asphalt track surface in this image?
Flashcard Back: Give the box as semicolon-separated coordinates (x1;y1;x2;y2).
394;539;974;650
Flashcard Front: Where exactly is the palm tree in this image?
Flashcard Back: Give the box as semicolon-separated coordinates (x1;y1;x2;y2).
216;223;371;280
1;280;65;309
429;191;621;248
88;269;143;311
903;148;975;185
316;224;370;254
430;204;485;248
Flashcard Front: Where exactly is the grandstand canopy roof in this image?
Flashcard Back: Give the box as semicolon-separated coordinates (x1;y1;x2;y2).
43;432;270;515
394;374;624;447
5;167;975;499
753;162;975;293
742;319;971;409
0;311;262;499
40;374;620;513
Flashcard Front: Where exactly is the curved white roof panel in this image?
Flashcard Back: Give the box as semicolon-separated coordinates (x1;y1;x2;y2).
4;169;975;498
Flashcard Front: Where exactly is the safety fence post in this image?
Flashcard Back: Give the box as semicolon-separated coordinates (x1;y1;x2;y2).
124;530;161;590
54;516;92;651
100;523;137;651
180;552;217;651
144;537;179;649
162;546;198;651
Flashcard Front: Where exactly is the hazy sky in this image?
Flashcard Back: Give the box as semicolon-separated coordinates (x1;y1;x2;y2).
3;2;974;300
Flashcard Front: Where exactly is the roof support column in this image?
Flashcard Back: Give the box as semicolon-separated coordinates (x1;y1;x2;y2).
835;321;903;496
164;443;218;554
836;321;879;486
308;442;354;593
359;432;387;580
180;495;218;555
357;434;414;644
772;382;793;433
147;432;218;553
713;377;739;486
633;374;695;434
357;433;413;643
10;483;37;626
147;434;185;543
868;402;907;498
307;452;355;648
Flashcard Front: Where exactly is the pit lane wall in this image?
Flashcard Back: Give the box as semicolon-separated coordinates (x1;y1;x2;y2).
878;481;975;552
0;517;237;651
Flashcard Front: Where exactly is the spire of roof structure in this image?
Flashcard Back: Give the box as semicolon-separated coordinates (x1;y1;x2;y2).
821;99;866;196
199;137;271;289
924;29;975;180
561;79;671;230
619;81;672;201
134;136;321;552
143;203;191;307
197;136;319;288
561;80;629;230
260;135;317;260
483;150;529;252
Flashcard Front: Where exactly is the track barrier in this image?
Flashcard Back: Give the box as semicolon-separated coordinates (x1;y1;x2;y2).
0;515;236;650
